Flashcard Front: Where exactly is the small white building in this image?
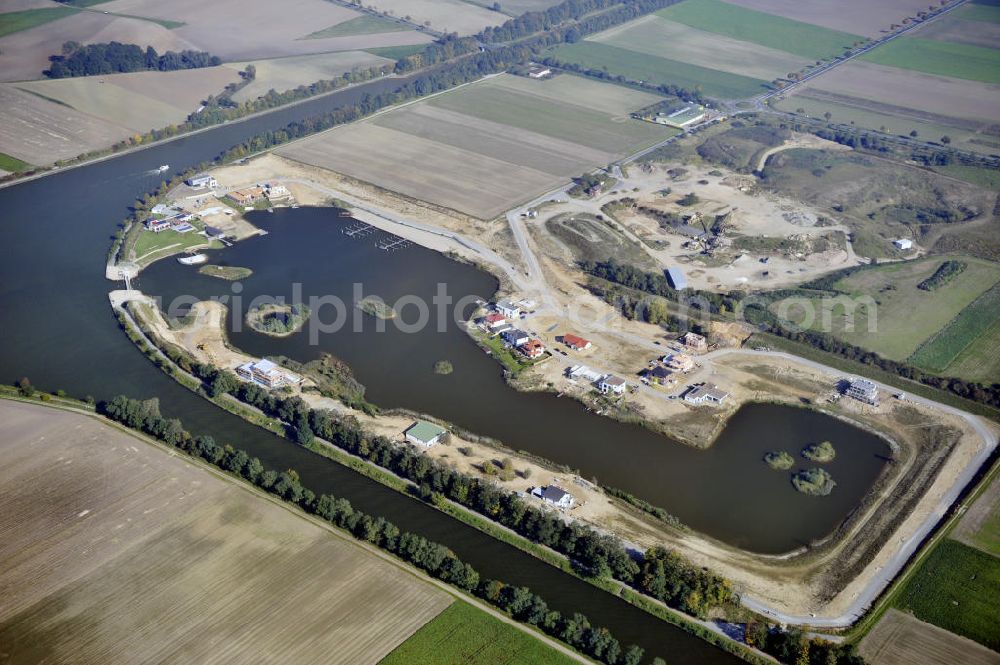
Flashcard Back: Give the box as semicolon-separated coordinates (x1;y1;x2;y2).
567;365;603;382
893;238;913;251
235;359;301;389
598;375;627;395
186;174;217;189
404;421;447;447
683;383;729;404
845;377;879;406
496;299;521;318
532;485;575;508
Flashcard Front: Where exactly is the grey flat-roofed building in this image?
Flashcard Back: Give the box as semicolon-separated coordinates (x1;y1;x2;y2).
666;267;687;290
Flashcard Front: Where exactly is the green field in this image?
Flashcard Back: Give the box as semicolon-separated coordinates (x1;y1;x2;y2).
860;37;1000;84
656;0;862;59
0;152;32;173
910;283;1000;380
777;257;1000;360
0;6;78;38
304;14;409;39
546;41;768;98
132;225;219;266
933;164;1000;190
379;601;579;665
427;77;674;153
959;2;1000;23
893;539;1000;650
364;44;426;60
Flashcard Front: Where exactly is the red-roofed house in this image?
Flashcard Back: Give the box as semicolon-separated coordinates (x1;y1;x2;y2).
519;339;546;359
563;333;592;351
484;312;506;329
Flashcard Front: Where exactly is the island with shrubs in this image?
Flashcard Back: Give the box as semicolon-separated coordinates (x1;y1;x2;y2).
434;360;454;375
802;441;836;463
357;296;396;320
198;265;253;281
246;302;310;337
764;450;794;471
792;468;837;496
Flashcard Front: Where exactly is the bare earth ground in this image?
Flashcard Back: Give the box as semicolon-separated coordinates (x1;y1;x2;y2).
96;0;425;61
0;85;129;164
917;13;1000;49
531;158;859;291
0;12;194;82
362;0;506;35
859;609;1000;665
15;66;243;133
951;469;1000;555
0;399;452;665
227;52;395;103
725;0;934;38
590;14;811;81
792;60;1000;124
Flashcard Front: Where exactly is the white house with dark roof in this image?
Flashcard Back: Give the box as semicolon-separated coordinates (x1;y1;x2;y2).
496;299;521;318
598;375;627;395
531;485;575;508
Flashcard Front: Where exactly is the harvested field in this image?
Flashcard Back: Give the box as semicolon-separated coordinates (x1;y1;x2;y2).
279;74;672;218
860;37;1000;84
227;51;394;103
726;0;934;38
280;123;553;220
0;399;452;665
461;0;563;16
304;14;408;39
0;85;128;164
953;469;1000;558
547;40;768;99
917;13;1000;48
589;14;811;81
656;0;862;59
380;601;579;665
97;0;431;60
859;609;1000;665
361;0;505;35
0;11;193;82
16;66;242;132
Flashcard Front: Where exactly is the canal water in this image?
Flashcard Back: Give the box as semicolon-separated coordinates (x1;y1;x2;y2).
0;74;879;663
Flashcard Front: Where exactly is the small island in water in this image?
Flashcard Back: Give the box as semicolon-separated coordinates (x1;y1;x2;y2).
357;296;396;320
802;440;837;463
198;264;253;281
792;468;837;496
247;302;311;337
764;450;794;471
434;360;453;375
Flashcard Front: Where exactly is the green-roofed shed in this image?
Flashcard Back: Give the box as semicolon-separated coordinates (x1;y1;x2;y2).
405;421;447;447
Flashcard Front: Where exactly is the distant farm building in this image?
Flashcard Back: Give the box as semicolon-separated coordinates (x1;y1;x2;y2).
893;238;913;250
532;485;575;508
562;333;592;351
679;332;707;352
405;421;448;447
527;64;552;79
649;105;706;129
666;267;687;290
186;174;217;189
235;359;301;389
844;377;879;406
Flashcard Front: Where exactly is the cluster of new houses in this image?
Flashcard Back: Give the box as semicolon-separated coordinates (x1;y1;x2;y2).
567;365;629;396
145;204;199;234
479;299;549;360
235;359;302;389
227;182;292;208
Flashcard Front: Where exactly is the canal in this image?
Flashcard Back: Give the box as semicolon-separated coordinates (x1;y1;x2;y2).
0;77;745;664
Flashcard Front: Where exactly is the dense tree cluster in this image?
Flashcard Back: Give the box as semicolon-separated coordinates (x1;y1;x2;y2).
46;41;221;78
917;260;967;291
97;394;646;665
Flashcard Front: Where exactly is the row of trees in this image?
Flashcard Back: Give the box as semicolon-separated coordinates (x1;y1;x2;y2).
97;394;646;665
46;41;221;78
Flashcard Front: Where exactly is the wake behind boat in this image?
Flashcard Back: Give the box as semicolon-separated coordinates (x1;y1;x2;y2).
177;253;207;265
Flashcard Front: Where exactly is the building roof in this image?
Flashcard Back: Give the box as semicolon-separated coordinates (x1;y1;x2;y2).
563;333;590;347
649;365;672;379
504;328;529;338
496;299;519;311
601;375;627;386
520;340;545;354
666;267;687;290
685;383;728;401
406;421;447;443
485;313;505;323
541;485;570;503
253;359;279;373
